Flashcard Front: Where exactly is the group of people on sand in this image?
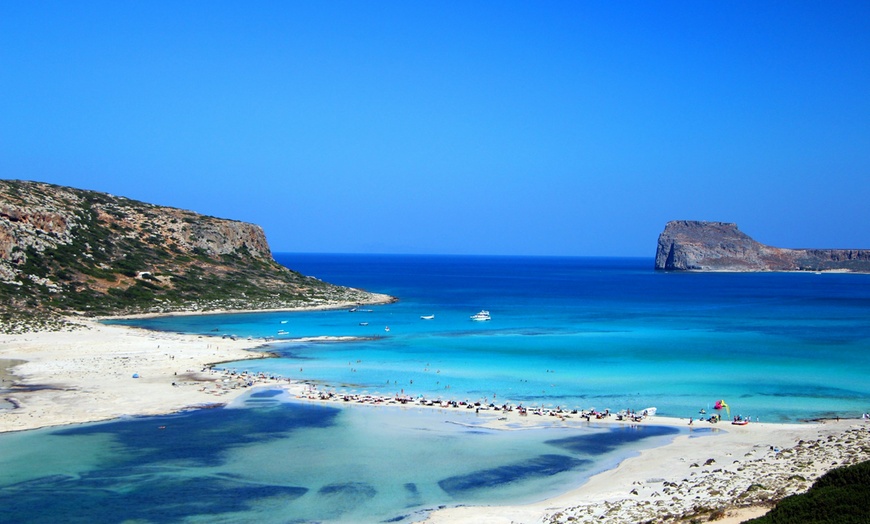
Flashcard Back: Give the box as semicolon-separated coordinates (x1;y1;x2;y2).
688;414;755;425
293;384;662;425
205;367;294;393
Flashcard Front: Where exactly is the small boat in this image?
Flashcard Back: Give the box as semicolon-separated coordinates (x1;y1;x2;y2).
385;326;390;332
280;320;288;324
470;310;491;321
420;315;435;320
277;330;289;335
732;419;750;426
359;322;369;326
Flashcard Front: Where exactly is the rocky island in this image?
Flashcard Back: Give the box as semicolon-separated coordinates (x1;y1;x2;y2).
0;180;392;331
655;220;870;272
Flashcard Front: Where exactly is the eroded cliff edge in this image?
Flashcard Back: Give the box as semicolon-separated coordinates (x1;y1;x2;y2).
655;220;870;272
0;180;392;326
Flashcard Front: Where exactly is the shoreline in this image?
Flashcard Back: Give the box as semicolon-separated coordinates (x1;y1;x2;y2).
417;415;870;523
0;318;293;433
665;268;869;274
100;293;397;320
281;385;870;523
2;317;869;523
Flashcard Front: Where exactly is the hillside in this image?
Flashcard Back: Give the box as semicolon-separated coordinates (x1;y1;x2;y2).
0;180;391;329
655;220;870;272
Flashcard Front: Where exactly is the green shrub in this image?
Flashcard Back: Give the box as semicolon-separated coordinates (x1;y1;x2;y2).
746;461;870;524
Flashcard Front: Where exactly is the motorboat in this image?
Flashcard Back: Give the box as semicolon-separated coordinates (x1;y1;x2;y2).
420;315;435;320
470;310;491;321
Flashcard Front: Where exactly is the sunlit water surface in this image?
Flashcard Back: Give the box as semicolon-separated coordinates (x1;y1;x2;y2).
4;254;868;522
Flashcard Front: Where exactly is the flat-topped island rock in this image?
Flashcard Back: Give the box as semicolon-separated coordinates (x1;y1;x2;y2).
655;220;870;272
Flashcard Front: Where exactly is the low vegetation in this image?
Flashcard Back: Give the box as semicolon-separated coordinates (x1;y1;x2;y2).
0;180;385;332
745;460;870;524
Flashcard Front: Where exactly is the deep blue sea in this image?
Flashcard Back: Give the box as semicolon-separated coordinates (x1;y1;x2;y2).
2;254;869;523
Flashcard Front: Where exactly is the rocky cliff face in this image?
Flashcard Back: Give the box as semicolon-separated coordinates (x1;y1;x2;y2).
0;182;270;281
0;180;390;320
655;220;870;272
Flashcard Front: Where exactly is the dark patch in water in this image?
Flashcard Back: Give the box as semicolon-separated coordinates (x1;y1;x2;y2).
271;349;318;360
0;403;336;522
55;400;340;467
757;385;867;400
0;473;307;523
250;389;284;398
316;481;378;517
546;425;679;455
438;454;587;495
318;481;377;499
402;481;423;509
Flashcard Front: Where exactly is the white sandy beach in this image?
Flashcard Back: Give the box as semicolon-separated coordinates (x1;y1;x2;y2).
0;319;301;433
2;319;868;523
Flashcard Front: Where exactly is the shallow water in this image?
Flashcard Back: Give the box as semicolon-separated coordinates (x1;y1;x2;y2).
0;388;683;523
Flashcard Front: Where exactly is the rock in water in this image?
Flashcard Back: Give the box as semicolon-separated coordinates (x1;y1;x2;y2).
654;220;870;272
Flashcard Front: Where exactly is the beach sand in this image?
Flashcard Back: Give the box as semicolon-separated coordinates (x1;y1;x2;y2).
0;319;298;433
2;319;868;523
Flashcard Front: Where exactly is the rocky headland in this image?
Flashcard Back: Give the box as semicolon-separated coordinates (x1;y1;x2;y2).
0;180;392;331
655;220;870;272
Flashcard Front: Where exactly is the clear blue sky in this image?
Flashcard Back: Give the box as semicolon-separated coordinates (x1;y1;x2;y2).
2;2;868;256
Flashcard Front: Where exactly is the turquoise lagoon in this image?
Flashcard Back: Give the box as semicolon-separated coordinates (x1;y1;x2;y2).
116;254;870;422
2;254;869;522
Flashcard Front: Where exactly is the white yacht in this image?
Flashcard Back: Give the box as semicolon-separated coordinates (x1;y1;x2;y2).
470;310;491;321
